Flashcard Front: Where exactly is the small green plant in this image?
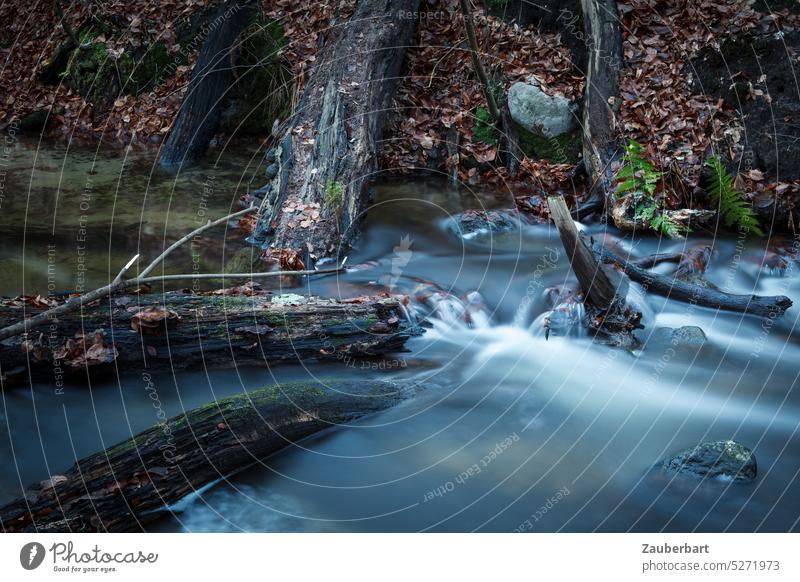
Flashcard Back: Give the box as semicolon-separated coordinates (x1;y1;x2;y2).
704;156;763;236
325;179;344;211
615;140;685;237
473;106;498;146
616;140;662;198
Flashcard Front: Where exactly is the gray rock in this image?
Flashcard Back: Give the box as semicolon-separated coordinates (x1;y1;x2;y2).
508;82;577;138
650;326;706;347
660;440;757;482
265;163;279;180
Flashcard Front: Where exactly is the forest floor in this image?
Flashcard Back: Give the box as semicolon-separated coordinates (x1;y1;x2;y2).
2;0;799;228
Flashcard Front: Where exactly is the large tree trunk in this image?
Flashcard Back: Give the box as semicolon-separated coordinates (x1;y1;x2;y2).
0;379;419;532
577;0;623;217
250;0;420;260
0;291;411;385
159;1;257;169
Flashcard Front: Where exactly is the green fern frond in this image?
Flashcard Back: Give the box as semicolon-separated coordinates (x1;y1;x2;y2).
615;140;662;200
650;213;686;238
704;156;764;236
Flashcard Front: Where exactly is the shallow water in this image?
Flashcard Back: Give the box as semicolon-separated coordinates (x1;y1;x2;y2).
1;140;799;532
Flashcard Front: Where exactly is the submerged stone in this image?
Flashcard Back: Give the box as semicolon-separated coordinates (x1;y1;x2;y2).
660;440;757;482
450;209;518;241
650;326;707;347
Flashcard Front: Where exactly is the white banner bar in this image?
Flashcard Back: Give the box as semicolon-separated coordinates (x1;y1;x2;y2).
1;533;797;581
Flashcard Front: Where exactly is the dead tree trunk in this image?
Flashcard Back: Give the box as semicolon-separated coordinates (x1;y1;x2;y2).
0;292;411;386
576;0;623;217
159;1;257;169
594;245;793;317
548;195;639;347
0;379;419;532
250;0;420;260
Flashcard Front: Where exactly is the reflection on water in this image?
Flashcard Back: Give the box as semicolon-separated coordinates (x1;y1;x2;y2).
0;138;265;295
1;142;799;532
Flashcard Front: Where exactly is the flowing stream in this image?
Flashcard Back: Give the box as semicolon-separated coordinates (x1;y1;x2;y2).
1;140;799;532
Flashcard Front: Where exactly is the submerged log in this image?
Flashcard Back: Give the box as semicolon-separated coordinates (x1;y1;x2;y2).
0;291;412;385
251;0;420;259
0;379;420;532
159;1;257;169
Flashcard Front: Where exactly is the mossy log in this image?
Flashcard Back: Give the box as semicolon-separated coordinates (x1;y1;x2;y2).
250;0;420;259
0;292;412;385
0;379;419;532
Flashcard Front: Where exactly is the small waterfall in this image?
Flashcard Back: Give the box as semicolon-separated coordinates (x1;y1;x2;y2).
530;301;587;339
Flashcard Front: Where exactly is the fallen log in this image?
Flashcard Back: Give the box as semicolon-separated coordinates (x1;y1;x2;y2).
0;378;420;532
0;291;412;385
251;0;420;259
594;244;793;317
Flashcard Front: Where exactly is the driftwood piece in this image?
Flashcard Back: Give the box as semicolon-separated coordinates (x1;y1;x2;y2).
594;245;793;317
0;379;420;532
251;0;420;259
0;292;412;384
548;196;621;309
548;196;640;347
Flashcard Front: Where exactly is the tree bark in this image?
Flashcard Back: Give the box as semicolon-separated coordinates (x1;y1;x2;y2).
577;0;623;216
548;196;622;309
250;0;420;260
159;1;257;169
548;195;639;347
0;379;419;532
0;292;412;385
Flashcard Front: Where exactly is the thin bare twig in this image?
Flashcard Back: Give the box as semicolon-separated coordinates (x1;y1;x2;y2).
0;207;257;342
459;0;500;122
135;267;346;285
138;206;255;279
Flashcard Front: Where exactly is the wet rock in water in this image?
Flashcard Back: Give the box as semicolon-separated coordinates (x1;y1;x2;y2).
450;209;518;240
265;163;279;180
507;82;577;138
660;440;757;482
649;326;707;347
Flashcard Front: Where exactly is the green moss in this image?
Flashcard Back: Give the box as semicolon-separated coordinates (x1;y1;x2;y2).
473;106;499;146
63;39;174;109
325;180;344;211
518;127;581;164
